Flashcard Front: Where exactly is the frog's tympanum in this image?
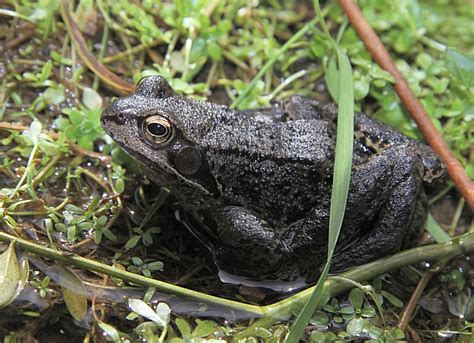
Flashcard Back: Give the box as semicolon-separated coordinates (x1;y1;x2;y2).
102;76;445;285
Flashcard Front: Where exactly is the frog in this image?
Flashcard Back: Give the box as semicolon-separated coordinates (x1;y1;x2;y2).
101;75;445;284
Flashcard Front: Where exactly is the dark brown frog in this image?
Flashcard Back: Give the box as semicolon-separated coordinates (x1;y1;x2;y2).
102;76;444;286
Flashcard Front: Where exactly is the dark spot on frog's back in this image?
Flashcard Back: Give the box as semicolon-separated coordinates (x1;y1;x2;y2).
101;75;445;287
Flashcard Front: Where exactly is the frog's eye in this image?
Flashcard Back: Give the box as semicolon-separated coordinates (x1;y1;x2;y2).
143;116;174;144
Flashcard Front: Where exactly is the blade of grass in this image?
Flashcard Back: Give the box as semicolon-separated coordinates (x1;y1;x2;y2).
426;213;451;243
286;47;354;343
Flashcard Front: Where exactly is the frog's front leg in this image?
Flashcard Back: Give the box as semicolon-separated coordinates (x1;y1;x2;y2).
212;206;285;278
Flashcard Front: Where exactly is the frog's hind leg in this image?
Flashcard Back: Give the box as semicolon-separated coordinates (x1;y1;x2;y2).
282;144;427;282
329;144;426;274
401;189;427;249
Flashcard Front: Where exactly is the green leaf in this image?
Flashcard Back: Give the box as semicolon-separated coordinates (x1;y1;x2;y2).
67;109;84;126
39;60;53;81
155;302;171;326
82;87;103;110
324;332;338;341
66;225;77;243
128;299;170;327
426;213;451;243
349;288;364;310
327;48;354;256
325;57;338;101
147;261;164;271
115;178;125;194
393;30;414;53
38;140;60;156
65;204;85;214
169;338;185;343
175;317;192;338
192;319;216;338
346;317;364;336
207;40;222;61
353;77;370;100
310;330;325;342
368;326;384;339
361;306;376;318
29;120;42;145
42;86;65;105
381;290;404;308
170;51;186;72
340;305;355;315
125;235;141;249
0;243;21;308
445;47;474;88
309;310;329;325
102;228;117;242
388;327;405;340
98;321;121;342
256;327;272;338
59;267;88;321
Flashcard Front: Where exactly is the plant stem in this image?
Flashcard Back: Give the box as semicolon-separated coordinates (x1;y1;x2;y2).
0;231;263;315
1;231;473;327
9;143;39;200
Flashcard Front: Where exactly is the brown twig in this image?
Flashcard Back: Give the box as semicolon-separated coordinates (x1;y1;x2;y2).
338;0;474;209
0;122;111;164
397;267;438;332
59;0;135;96
405;325;423;343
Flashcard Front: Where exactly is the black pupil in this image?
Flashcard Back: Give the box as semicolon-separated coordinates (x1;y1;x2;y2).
147;122;167;136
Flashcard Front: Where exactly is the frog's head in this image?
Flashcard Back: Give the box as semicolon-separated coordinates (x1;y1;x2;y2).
101;76;223;197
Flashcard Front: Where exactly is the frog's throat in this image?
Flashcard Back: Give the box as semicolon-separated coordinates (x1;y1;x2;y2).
150;163;211;196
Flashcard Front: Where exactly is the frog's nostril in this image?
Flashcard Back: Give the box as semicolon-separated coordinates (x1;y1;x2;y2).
117;113;126;123
103;111;126;125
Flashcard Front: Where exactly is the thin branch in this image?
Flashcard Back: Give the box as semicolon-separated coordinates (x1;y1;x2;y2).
0;231;263;315
338;0;474;209
1;230;473;327
59;0;135;96
397;265;441;331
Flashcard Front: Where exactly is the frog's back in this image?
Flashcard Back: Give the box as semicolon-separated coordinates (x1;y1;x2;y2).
203;118;336;228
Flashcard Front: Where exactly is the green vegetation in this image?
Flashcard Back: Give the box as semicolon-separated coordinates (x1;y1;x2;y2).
0;0;473;341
